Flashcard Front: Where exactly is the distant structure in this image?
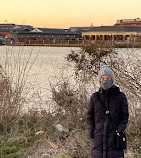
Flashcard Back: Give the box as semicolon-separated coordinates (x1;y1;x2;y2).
0;24;15;26
69;24;94;33
82;18;141;44
0;24;33;44
0;23;83;45
82;26;141;43
0;20;141;46
90;22;94;27
14;28;81;44
115;18;141;26
0;24;33;37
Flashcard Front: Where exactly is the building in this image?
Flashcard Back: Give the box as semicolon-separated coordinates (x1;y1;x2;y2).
15;28;80;40
2;21;141;45
115;18;141;26
0;35;11;45
69;24;94;37
0;24;33;37
9;28;81;44
0;23;95;45
0;24;15;37
82;26;141;42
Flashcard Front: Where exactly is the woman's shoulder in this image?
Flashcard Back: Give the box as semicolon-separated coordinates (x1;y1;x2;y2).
91;91;99;96
119;91;127;99
109;85;127;96
90;92;99;100
113;87;127;101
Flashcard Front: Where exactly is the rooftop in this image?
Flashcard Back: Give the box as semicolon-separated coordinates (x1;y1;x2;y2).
82;26;141;32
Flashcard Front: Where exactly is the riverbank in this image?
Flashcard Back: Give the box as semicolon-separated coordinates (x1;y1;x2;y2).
1;41;141;48
5;43;83;47
0;111;140;158
0;45;140;158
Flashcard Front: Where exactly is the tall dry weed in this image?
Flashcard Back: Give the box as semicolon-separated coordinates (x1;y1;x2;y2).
0;46;38;129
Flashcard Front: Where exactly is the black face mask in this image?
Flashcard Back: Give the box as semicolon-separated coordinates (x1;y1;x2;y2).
100;80;113;90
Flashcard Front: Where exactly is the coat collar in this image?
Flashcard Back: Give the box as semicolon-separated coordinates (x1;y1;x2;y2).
99;85;120;96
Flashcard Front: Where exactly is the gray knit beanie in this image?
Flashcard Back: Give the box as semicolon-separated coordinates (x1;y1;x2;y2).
98;65;114;83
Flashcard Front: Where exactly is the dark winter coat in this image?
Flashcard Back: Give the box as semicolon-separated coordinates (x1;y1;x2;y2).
87;85;129;158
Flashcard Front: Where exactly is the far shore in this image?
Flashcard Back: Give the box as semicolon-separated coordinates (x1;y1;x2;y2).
1;43;141;48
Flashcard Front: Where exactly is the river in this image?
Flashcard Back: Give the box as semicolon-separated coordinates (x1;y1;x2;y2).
0;46;140;112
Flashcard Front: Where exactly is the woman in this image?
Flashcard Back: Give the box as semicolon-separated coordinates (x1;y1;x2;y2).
87;65;129;158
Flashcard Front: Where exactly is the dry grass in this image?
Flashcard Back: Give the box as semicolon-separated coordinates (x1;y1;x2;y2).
27;129;89;158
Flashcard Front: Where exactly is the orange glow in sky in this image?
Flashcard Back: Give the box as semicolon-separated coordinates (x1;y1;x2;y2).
0;0;141;28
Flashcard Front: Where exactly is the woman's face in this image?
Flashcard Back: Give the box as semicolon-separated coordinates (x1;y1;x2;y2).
100;75;111;81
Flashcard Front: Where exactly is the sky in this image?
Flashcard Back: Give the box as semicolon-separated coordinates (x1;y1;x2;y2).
0;0;141;28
